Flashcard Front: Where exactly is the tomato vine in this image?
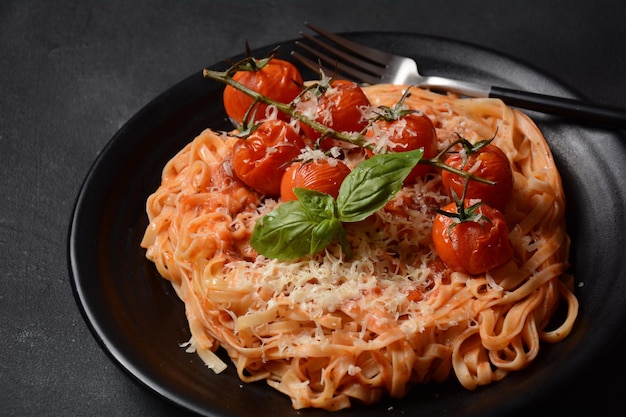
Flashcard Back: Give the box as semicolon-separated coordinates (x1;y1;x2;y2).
202;51;507;262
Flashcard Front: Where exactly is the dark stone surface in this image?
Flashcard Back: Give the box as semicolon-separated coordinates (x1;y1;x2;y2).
2;1;624;416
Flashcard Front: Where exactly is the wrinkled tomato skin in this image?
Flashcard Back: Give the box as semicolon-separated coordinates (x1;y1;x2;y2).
280;159;351;201
223;58;303;125
431;201;514;275
299;80;371;149
232;120;305;196
371;112;438;182
441;144;514;211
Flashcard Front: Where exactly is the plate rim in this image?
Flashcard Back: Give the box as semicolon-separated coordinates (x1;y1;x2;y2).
68;31;626;417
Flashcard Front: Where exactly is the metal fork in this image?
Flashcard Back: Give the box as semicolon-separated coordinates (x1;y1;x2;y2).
292;22;626;129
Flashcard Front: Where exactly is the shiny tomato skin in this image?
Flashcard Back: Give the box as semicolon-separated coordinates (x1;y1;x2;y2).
441;144;513;211
223;58;303;125
280;159;351;201
299;79;371;148
232;120;305;196
432;201;514;275
371;112;438;182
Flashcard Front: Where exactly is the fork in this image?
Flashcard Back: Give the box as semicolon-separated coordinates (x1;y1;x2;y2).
292;22;626;129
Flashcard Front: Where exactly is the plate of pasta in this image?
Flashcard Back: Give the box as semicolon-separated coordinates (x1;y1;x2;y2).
69;32;626;417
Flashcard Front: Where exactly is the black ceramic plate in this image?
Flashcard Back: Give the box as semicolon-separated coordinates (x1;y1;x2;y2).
69;33;626;417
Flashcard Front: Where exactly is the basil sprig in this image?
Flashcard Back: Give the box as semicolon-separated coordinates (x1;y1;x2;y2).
250;149;424;260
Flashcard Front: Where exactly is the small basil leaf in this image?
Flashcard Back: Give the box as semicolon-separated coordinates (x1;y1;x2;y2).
293;188;337;219
310;217;343;255
250;200;340;260
337;149;423;222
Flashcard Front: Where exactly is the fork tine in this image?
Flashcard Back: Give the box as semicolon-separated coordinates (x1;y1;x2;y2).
303;22;395;66
292;41;382;85
290;50;342;79
298;33;386;77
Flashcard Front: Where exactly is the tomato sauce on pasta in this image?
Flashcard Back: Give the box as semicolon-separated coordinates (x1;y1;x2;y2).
140;84;578;410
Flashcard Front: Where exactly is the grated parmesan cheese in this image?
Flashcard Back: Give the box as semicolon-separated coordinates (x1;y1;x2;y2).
221;175;450;342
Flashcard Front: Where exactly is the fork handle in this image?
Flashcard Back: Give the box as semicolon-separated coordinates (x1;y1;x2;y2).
489;86;626;129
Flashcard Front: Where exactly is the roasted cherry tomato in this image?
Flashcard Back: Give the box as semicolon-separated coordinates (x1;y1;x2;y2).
232;119;305;196
441;141;514;211
431;200;514;275
368;112;437;183
280;159;351;201
298;79;371;149
223;58;303;125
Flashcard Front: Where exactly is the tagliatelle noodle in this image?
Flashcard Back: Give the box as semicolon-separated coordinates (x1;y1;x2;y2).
140;83;578;410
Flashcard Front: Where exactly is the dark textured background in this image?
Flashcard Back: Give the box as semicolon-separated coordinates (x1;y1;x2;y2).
2;1;625;416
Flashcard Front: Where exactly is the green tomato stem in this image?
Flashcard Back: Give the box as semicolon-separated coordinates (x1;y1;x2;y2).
419;158;496;186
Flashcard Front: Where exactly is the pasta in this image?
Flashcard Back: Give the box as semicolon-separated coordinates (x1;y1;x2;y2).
140;83;578;410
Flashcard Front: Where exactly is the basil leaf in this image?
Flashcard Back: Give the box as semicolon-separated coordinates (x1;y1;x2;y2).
294;187;337;219
250;199;342;260
337;149;423;222
293;188;342;254
250;150;423;260
310;217;343;255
